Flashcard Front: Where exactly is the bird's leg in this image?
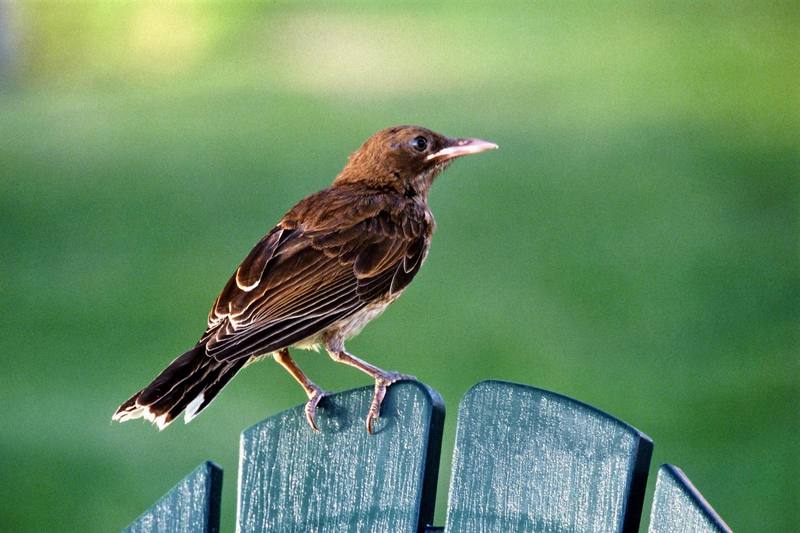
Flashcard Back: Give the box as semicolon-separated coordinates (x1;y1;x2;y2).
273;348;328;432
324;338;415;434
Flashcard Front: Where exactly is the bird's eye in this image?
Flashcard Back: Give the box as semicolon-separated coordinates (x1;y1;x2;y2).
411;136;428;152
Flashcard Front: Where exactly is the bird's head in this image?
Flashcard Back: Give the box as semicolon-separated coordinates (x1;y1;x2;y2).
334;125;498;197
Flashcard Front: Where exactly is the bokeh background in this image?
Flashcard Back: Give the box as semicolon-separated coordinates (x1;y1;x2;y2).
1;2;797;531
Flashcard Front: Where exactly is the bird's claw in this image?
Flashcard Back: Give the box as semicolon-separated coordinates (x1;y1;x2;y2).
304;387;329;432
365;372;416;435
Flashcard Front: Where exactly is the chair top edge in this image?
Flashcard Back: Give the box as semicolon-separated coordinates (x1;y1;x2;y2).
240;379;444;437
462;379;653;445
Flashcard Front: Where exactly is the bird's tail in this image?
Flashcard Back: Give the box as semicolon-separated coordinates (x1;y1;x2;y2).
112;345;247;430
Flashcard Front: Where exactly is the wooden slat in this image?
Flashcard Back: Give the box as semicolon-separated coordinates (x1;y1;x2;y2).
237;381;445;533
443;380;653;533
124;461;222;533
647;464;732;533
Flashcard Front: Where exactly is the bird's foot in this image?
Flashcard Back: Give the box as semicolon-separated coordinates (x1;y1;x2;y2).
304;386;330;432
365;372;416;435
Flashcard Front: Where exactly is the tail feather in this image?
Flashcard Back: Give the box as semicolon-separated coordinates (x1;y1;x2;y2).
183;360;248;422
112;345;246;430
136;345;206;406
149;357;247;424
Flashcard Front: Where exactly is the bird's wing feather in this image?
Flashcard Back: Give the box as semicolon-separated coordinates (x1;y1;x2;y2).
200;189;431;362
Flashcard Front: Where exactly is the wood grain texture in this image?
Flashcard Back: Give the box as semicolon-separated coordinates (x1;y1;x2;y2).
443;380;653;533
647;464;732;533
237;380;445;533
124;461;222;533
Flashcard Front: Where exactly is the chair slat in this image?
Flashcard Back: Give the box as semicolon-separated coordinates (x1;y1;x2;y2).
237;381;445;533
444;380;652;533
647;464;732;533
124;461;222;533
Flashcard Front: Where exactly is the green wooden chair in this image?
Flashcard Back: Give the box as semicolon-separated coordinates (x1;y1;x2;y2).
237;381;443;532
124;461;222;533
122;380;731;532
647;464;732;533
444;381;652;532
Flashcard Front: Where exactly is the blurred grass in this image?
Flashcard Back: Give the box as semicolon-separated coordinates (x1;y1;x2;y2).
0;1;797;531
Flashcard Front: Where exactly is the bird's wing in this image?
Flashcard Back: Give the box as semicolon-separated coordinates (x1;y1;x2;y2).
200;190;431;362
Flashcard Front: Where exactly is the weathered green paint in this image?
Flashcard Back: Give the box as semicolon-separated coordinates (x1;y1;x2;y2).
443;380;653;533
237;381;445;533
124;461;222;533
124;381;735;532
648;464;731;533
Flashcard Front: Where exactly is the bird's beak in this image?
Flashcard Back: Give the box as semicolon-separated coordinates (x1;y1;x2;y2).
426;137;499;162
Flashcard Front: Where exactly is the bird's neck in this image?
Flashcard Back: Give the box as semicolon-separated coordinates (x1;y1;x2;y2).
405;165;446;200
333;162;449;201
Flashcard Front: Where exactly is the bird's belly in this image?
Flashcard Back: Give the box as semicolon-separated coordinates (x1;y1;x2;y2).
329;298;395;340
286;293;401;353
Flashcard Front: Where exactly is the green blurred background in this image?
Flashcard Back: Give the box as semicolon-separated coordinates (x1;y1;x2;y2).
1;1;797;531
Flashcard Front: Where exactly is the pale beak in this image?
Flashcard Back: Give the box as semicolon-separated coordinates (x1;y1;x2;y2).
426;137;499;162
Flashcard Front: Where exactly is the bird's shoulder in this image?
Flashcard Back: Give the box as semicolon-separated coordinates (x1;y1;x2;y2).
280;184;434;237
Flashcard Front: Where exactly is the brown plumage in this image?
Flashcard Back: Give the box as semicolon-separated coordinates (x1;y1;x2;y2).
113;125;497;433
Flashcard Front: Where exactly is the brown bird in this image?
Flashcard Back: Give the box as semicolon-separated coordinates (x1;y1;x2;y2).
113;125;497;433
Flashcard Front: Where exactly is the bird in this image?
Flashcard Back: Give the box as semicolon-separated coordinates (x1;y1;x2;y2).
112;125;497;434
